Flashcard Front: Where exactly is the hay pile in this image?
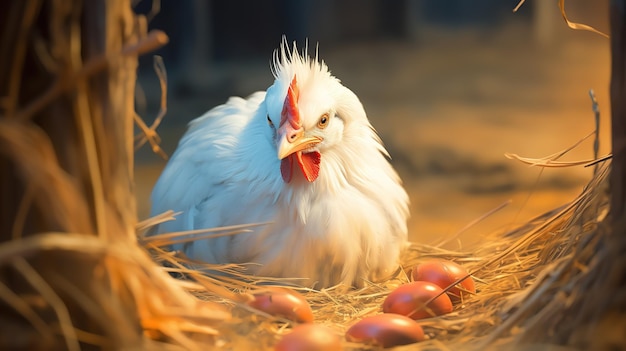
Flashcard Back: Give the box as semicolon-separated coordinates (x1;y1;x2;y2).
140;156;613;351
1;0;624;350
0;1;227;350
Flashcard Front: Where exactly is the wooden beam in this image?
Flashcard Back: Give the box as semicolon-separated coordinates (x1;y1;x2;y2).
610;0;626;223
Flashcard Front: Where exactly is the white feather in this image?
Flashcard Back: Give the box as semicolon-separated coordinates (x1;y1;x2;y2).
150;40;410;288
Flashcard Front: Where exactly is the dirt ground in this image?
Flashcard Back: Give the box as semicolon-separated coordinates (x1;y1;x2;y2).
134;22;611;249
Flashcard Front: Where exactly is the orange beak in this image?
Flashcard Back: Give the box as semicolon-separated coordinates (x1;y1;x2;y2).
277;76;322;183
276;76;321;160
277;124;322;160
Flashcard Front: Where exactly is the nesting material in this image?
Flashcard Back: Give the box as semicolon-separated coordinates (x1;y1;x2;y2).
142;158;611;350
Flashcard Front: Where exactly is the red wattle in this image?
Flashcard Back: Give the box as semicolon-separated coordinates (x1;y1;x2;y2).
297;151;321;182
280;152;321;183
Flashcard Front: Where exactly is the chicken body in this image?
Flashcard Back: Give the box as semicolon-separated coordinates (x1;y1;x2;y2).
150;42;409;288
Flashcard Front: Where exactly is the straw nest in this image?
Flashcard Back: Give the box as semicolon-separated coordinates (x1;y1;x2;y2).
139;156;616;351
1;1;624;350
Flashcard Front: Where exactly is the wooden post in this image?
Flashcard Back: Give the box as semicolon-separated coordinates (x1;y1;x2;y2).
0;1;166;348
610;0;626;224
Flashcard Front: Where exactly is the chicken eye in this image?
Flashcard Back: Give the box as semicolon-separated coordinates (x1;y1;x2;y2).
317;113;330;129
267;114;275;129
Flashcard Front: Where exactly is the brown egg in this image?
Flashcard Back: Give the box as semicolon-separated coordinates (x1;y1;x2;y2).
247;287;314;323
411;259;476;300
383;281;453;319
345;313;425;348
275;324;342;351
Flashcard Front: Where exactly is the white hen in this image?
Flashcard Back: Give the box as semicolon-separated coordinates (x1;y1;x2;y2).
150;41;409;288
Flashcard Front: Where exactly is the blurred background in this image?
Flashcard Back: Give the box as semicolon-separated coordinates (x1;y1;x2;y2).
134;0;611;247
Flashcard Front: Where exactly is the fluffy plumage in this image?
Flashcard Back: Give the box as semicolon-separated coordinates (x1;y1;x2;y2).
150;41;410;288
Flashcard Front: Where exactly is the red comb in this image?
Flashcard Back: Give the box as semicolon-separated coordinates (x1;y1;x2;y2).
280;76;300;128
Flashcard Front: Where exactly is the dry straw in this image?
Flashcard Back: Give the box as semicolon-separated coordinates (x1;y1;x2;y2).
139;150;612;351
0;1;622;350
